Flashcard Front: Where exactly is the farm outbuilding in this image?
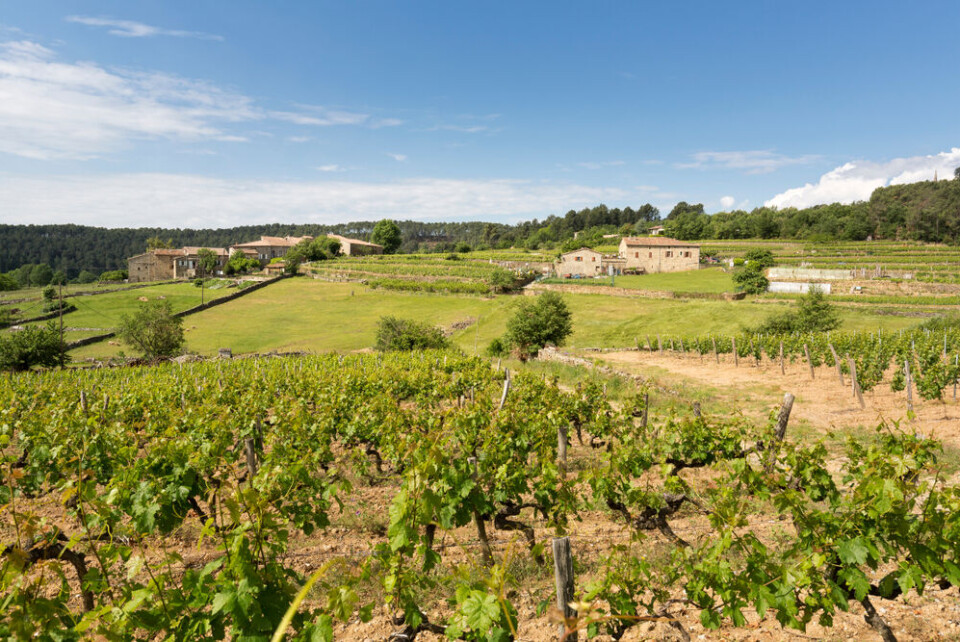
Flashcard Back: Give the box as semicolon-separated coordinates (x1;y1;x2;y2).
618;237;699;274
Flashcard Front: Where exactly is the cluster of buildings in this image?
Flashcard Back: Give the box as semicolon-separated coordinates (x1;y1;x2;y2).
555;236;700;278
127;234;382;283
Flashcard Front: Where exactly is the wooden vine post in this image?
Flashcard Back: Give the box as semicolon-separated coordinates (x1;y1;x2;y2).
732;337;738;367
803;344;815;380
244;438;259;481
645;336;652;352
712;337;719;364
828;343;844;386
469;456;494;566
557;424;568;476
657;335;663;355
779;341;785;375
498;369;511;411
552;536;577;642
847;357;865;409
641;392;649;429
905;360;914;413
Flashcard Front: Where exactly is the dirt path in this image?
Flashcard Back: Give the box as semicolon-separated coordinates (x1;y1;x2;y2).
590;350;960;449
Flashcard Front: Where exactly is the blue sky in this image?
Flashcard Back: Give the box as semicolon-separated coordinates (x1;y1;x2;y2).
1;1;959;228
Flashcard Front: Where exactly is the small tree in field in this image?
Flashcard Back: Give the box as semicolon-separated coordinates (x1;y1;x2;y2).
117;300;185;359
0;323;64;371
371;219;403;254
503;291;573;360
375;316;449;351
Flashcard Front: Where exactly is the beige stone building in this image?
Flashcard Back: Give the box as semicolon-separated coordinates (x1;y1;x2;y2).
618;237;699;273
555;247;626;278
327;234;383;256
230;236;313;265
128;247;231;282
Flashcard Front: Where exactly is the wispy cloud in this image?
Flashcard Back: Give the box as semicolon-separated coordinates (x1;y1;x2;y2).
428;124;492;133
0;39;255;159
719;195;736;209
577;160;625;170
0;40;402;160
765;148;960;209
66;16;223;41
386;153;407;162
0;173;645;228
286;136;310;143
678;150;819;174
316;164;354;172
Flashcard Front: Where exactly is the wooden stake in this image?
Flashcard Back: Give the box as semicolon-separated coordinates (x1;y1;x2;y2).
779;341;785;375
498;369;511;411
828;343;844;386
905;360;913;413
657;335;663;354
847;358;865;409
679;339;685;355
557;425;568;475
641;392;649;429
732;337;738;367
469;457;494;566
552;537;577;642
712;337;719;364
244;438;259;480
646;335;652;352
803;344;814;379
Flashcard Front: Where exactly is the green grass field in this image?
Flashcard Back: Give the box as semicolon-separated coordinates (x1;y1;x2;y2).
28;282;233;342
69;277;925;360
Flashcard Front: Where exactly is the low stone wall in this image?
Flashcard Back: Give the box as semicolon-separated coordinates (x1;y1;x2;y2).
767;267;852;281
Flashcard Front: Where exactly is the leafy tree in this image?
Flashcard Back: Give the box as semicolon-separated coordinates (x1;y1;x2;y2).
375;316;449;351
284;237;341;275
755;287;840;334
955;166;960;181
196;249;219;277
743;249;775;268
488;268;518;293
224;250;260;275
0;273;18;291
117;300;185;359
666;201;705;220
0;323;65;371
76;270;97;284
146;236;174;250
372;219;403;254
455;242;471;253
503;291;573;360
50;270;66;286
29;264;53;287
732;263;768;295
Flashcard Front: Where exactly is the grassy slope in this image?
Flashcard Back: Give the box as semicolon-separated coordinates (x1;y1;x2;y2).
71;278;923;359
546;267;735;293
30;282;232;341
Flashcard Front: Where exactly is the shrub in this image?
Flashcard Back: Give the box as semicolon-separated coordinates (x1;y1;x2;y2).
486;337;507;357
76;270;98;284
117;300;185;359
99;270;127;282
375;316;450;351
0;323;65;371
0;274;18;291
743;249;775;268
503;291;572;360
488;268;518;293
455;242;471;253
754;287;840;334
732;264;768;294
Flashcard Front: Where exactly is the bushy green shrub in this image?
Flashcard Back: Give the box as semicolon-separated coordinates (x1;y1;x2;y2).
502;291;572;360
117;300;185;359
754;287;840;334
99;270;127;282
375;316;450;352
732;264;768;294
0;323;65;371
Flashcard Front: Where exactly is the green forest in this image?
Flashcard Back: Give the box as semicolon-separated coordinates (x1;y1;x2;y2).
2;177;960;282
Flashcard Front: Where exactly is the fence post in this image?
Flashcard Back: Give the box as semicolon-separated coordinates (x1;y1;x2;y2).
847;358;865;409
828;344;844;386
557;425;568;476
803;344;814;380
552;537;577;642
779;341;785;375
712;337;719;364
498;369;511;411
244;438;259;481
905;360;914;413
657;335;663;355
732;337;738;367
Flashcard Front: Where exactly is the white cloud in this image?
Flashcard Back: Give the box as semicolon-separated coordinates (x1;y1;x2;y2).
0;40;402;159
0;39;256;159
66;16;223;41
386;153;407;162
0;173;642;228
286;136;310;143
719;195;735;209
765;148;960;209
316;164;344;172
678;150;819;174
577;160;625;170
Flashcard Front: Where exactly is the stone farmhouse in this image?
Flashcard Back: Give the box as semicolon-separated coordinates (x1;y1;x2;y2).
229;236;314;264
128;247;230;283
327;234;384;256
128;233;381;283
554;237;700;278
555;248;627;278
619;237;699;273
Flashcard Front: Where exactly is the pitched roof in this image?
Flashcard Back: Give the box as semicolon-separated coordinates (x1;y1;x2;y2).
328;233;383;248
232;235;312;248
559;247;603;258
620;236;698;248
182;246;230;256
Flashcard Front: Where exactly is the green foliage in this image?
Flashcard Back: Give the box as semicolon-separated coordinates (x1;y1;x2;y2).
224;250;261;275
0;322;64;371
284;237;342;274
485;337;507;357
196;248;220;276
487;268;518;293
29;263;53;287
99;269;127;282
743;248;775;268
755;287;840;334
0;273;17;291
503;291;573;359
371;219;403;254
455;242;472;253
75;270;97;284
732;263;768;294
374;316;450;351
117;300;185;358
